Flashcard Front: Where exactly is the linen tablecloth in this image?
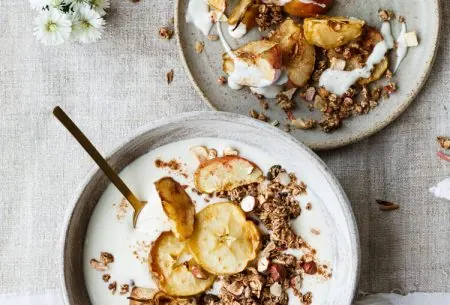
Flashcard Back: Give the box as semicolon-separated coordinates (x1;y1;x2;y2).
0;0;449;302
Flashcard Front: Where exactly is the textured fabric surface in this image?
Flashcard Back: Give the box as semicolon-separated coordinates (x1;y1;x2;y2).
0;0;449;299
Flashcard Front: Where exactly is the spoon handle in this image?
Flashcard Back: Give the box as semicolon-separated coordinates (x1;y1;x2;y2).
53;106;144;226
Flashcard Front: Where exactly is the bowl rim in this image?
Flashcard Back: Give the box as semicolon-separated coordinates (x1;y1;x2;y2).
174;0;441;150
58;111;360;305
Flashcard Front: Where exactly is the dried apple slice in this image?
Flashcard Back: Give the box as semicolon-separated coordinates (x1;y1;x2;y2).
304;17;365;49
228;0;252;25
194;156;264;194
149;232;216;297
269;18;315;87
155;177;195;240
283;0;334;17
187;202;261;275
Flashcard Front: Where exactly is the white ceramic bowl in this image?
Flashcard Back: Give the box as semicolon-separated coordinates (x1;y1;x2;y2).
59;111;360;305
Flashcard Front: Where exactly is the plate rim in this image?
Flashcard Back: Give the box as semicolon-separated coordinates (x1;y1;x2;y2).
174;0;442;150
58;111;360;305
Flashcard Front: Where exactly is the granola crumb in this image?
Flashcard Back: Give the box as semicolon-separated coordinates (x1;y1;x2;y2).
90;258;108;271
306;202;312;210
276;93;295;111
216;76;227;85
116;198;130;221
166;69;174;84
398;15;406;23
310;228;321;235
255;4;285;31
158;27;173;40
108;281;117;294
385;69;393;79
437;136;450;149
194;41;205;54
271;120;280;127
154;158;188;178
120;284;130;295
102;274;111;282
100;252;114;265
207;34;219;41
260;100;269;110
291;118;317;130
378;9;395;21
258;112;269;122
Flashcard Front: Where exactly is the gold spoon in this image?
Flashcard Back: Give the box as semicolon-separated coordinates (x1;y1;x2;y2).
53;106;146;228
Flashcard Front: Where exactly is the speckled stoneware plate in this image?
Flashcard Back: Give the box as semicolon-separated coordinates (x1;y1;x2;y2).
59;112;359;305
175;0;440;150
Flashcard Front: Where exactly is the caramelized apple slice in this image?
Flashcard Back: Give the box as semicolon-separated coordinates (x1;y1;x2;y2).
283;0;334;17
222;40;282;87
269;18;315;87
304;17;365;49
228;0;252;25
155;177;195;240
194;156;264;194
187;202;261;275
149;232;216;297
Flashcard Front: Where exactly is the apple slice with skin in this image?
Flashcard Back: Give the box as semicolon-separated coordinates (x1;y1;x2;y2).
283;0;334;17
194;156;264;194
155;177;195;240
269;18;315;87
222;40;282;87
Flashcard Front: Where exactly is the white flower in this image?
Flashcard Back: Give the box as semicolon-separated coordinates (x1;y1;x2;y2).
90;0;109;16
65;0;90;11
71;5;105;43
33;8;72;46
29;0;50;10
48;0;66;9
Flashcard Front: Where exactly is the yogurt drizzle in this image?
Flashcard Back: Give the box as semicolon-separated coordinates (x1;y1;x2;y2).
185;0;214;35
217;20;284;91
228;23;247;39
319;22;394;96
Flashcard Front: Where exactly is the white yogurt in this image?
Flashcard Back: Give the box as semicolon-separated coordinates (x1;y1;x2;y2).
228;23;247;39
83;137;333;305
394;22;408;72
430;178;450;201
249;70;289;98
217;22;282;91
186;0;214;35
319;22;394;96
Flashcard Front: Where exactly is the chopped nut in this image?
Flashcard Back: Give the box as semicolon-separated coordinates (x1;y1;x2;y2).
269;282;283;297
269;263;287;282
190;264;210;280
208;148;218;159
159;27;173;40
330;57;346;71
90;258;108;271
257;256;270;272
306;202;312;210
304;87;316;102
216;76;227;85
120;284;130;295
100;252;114;265
378;9;394;21
383;82;397;94
223;147;239;156
207;34;219;41
376;199;399;211
282;88;297;100
240;195;256;212
249;109;258;119
166;69;174;84
385;69;393;79
291;119;317;130
438;136;450;149
108;281;117;294
102;274;111;282
260;100;269;110
290;275;303;296
302;261;317;275
258;112;269;122
310;228;321;235
276;172;291;186
194;41;204;54
276;93;295;111
405;31;419;47
227;281;244;296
